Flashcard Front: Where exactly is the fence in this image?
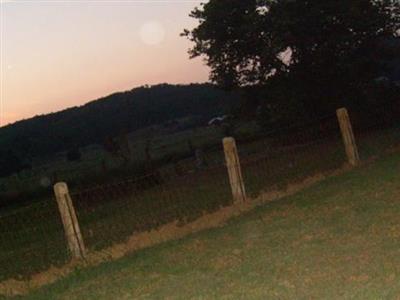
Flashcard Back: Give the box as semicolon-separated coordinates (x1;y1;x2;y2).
1;107;399;283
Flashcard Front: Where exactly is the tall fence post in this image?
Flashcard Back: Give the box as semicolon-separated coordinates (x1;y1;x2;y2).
54;182;86;259
336;107;360;166
223;137;247;203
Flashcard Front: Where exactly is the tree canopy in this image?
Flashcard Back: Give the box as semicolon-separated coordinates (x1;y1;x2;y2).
183;0;400;119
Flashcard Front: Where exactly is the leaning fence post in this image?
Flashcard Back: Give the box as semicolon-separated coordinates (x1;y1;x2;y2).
54;182;86;259
336;107;360;166
223;137;247;203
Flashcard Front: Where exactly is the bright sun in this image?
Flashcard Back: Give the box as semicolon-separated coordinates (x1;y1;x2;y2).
139;21;166;46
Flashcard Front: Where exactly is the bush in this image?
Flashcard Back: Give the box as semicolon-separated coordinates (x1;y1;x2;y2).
66;148;82;162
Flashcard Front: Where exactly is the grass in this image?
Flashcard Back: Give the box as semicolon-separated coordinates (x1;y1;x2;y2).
0;200;69;281
14;150;400;299
0;135;341;281
0;126;398;283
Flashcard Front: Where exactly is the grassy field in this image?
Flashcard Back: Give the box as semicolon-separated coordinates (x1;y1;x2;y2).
0;123;230;196
0;125;399;283
13;150;400;299
0;135;338;281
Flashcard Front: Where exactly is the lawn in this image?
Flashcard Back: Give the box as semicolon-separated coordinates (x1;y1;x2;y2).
14;151;400;299
0;125;399;285
0;125;347;280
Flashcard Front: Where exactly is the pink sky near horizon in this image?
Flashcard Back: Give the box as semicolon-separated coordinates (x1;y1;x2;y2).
0;0;209;126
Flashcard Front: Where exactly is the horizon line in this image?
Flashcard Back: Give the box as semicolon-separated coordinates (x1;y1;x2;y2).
0;80;211;128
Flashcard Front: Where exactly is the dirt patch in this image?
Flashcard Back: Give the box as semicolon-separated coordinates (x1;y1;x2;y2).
0;164;352;297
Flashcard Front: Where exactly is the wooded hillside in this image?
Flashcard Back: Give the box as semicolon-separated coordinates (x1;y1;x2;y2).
0;83;237;162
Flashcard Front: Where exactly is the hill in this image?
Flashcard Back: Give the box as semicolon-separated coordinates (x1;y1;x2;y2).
0;83;238;172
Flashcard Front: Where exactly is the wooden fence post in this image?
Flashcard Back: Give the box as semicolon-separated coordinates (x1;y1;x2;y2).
54;182;86;259
223;137;247;203
336;107;360;166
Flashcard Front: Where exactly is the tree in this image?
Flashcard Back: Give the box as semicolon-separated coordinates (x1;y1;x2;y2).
66;147;82;162
103;133;132;165
0;150;26;178
103;136;121;158
183;0;400;118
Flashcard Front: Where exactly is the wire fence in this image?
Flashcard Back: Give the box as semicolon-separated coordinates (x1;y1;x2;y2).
238;113;345;197
1;106;400;283
71;164;231;252
0;199;68;281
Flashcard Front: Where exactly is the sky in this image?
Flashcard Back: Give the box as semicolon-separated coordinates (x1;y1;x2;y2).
0;0;209;126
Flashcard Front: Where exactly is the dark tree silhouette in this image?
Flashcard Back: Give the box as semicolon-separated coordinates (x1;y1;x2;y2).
0;150;26;178
66;147;82;162
183;0;400;120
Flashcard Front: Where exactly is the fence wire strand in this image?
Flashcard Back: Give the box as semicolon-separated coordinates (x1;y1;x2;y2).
1;106;400;282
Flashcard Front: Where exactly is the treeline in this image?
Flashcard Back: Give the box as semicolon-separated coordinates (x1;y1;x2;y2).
0;83;238;176
184;0;400;127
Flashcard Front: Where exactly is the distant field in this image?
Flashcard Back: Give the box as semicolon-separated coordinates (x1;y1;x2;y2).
0;122;234;199
1;113;394;198
16;150;400;299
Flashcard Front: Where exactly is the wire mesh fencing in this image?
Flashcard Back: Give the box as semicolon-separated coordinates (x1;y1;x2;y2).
349;105;400;160
1;106;400;284
237;113;345;198
0;199;68;282
70;163;231;252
